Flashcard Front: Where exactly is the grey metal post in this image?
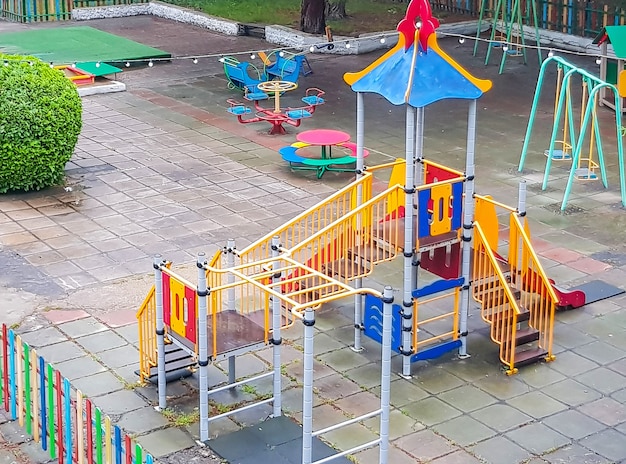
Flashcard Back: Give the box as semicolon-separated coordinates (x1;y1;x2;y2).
154;255;167;410
353;91;365;352
516;181;527;274
301;307;315;464
459;100;477;358
379;286;394;464
401;105;416;378
271;236;282;417
226;239;236;384
413;106;425;290
197;253;210;442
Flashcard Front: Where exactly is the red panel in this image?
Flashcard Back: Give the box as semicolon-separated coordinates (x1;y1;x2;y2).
185;285;197;344
420;242;461;280
162;274;171;327
425;164;459;183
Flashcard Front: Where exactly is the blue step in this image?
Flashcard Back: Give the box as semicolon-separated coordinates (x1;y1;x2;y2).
410;340;462;362
286;109;312;120
302;95;325;106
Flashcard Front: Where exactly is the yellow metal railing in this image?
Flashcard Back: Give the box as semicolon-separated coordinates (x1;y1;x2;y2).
137;285;157;383
288;185;404;294
508;214;557;362
473;222;521;374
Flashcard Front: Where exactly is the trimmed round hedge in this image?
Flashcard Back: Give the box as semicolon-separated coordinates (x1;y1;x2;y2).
0;54;82;193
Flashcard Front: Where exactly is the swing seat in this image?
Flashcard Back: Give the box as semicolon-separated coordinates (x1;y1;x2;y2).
544;149;572;161
574;168;598;180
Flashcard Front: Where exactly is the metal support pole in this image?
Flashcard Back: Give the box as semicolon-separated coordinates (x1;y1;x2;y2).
154;255;167;410
301;307;315;464
226;239;236;385
412;107;425;291
271;236;282;417
197;253;210;442
379;286;394;464
352;278;363;352
401;105;416;378
459;100;477;359
353;91;365;353
516;181;527;273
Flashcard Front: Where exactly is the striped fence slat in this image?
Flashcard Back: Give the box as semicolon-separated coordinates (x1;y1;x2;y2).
30;348;38;443
47;362;56;459
63;377;72;464
24;342;31;435
40;356;47;451
87;398;94;464
15;335;23;426
56;369;64;464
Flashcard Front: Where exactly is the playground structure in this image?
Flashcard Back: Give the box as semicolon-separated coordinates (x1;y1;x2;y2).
226;85;325;135
474;0;542;74
135;2;582;462
221;51;312;92
518;56;626;210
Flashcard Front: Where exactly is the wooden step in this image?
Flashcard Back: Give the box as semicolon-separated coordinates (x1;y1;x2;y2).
143;343;196;382
514;347;548;367
514;327;540;345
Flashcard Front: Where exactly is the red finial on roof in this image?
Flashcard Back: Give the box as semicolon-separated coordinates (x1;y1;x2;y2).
396;0;440;52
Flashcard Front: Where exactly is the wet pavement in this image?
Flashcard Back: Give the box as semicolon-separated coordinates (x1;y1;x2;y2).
1;14;626;464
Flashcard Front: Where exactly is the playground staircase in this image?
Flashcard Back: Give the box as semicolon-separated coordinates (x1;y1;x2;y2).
472;211;556;374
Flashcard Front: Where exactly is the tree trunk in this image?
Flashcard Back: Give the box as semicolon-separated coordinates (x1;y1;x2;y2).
326;0;347;20
301;0;326;34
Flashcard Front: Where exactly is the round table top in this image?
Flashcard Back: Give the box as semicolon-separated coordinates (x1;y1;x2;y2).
257;80;298;93
296;129;351;146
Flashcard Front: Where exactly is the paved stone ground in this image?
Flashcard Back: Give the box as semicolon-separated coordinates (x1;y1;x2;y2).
2;14;626;464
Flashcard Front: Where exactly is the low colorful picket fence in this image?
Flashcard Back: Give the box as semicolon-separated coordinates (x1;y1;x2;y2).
0;324;155;464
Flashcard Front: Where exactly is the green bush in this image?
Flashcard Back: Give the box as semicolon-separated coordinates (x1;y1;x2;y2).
0;54;82;193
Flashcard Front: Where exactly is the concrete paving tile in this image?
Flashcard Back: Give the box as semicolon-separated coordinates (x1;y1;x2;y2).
473;373;531;400
402;397;462;426
334;391;381;418
317;347;371;373
354;443;416;464
363;408;423;440
117;406;169;435
580;429;626;463
430;449;482;463
42;309;89;325
576;367;626;395
470;436;532;464
393;429;459;461
541;443;612;463
35;340;86;364
343;363;385;390
373;378;429;408
185;416;240;441
507;391;568;419
314;373;362;401
18;326;66;348
0;421;29;444
433;415;497;446
136;428;196;458
73;371;125;397
470;404;533;432
578;397;626;427
611;387;626;404
541;379;602;407
114;324;140;345
96;344;140;369
311;333;347;356
413;367;464;395
312;309;353;332
98;310;138;329
550;350;600;376
92;389;149;416
441;357;501;381
518;363;566;388
574;340;626;365
506;422;570;455
438;384;498;413
543;409;606;440
321;421;379;452
75;330;127;353
53;355;107;381
230;402;274;427
216;352;268;381
280;386;324;416
57;317;109;338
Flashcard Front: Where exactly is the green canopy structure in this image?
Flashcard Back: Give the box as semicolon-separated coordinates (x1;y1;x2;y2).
593;25;626;112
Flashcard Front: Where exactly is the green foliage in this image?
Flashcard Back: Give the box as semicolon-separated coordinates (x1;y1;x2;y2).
0;54;82;193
